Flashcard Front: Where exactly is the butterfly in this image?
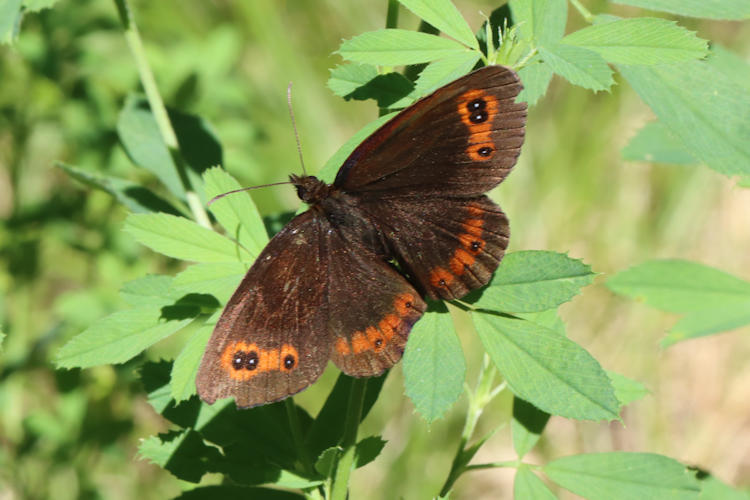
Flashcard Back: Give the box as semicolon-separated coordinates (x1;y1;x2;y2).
196;65;527;408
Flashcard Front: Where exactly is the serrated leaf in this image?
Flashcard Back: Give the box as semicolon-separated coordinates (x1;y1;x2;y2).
474;314;619;420
510;0;568;46
203;167;268;258
0;0;22;45
514;465;558;500
471;251;595;313
141;360;174;414
607;371;649;407
120;275;177;306
544;452;701;500
512;397;550;458
622;121;698;165
618;60;750;179
328;64;380;97
613;0;750;20
539;44;615;91
413;51;481;95
517;58;554;106
403;306;465;422
125;213;251;263
516;309;566;336
138;429;220;483
355;436;386;468
57;163;181;215
607;260;750;345
171;325;213;402
173;262;247;304
398;0;479;49
339;29;469;66
315;447;340;476
331;72;416;108
562;18;707;65
56;306;193;368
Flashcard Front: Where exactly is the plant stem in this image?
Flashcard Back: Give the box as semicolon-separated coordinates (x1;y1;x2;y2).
330;378;366;500
113;0;211;228
569;0;595;24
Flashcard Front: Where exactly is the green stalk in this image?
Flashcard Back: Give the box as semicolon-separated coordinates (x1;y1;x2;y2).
329;378;367;500
285;398;315;477
569;0;595;23
113;0;211;228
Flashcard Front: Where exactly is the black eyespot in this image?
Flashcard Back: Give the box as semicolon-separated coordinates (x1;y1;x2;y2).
469;110;488;124
232;351;245;370
477;146;493;157
374;338;383;348
438;279;447;287
283;354;296;370
471;241;481;251
246;351;259;370
405;301;412;309
467;98;486;112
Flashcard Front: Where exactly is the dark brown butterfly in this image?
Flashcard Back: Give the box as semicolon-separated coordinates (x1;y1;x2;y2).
196;65;527;408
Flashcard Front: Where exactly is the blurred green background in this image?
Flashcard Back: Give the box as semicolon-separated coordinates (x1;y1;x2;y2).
1;0;749;498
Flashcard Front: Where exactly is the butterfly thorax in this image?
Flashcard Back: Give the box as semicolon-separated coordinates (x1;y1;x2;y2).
290;174;333;205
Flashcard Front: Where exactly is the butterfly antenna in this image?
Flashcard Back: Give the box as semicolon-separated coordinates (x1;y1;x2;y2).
206;181;291;207
287;81;308;175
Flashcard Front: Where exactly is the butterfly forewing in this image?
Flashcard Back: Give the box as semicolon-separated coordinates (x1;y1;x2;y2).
335;66;526;196
196;212;332;409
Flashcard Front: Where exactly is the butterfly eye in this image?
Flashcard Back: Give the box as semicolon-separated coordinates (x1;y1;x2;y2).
467;98;486;111
245;351;259;370
232;351;246;370
283;354;296;370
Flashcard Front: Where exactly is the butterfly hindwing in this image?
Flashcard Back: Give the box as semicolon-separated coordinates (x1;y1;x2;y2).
196;212;332;409
325;230;427;377
334;66;526;196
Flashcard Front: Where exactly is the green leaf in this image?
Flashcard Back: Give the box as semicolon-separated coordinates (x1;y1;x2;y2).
355;436;387;468
141;360;175;414
315;447;340;476
474;314;619;420
56;306;194;368
517;58;554;106
0;0;22;45
316;113;398;183
413;51;481;96
125;213;252;263
707;45;750;94
471;251;596;313
622;121;698;165
607;260;750;345
23;0;60;12
338;29;469;66
544;452;701;500
562;18;707;65
697;474;750;500
618;60;750;179
138;429;220;483
539;44;615;91
57;163;181;215
607;371;649;407
512;397;550;458
203;167;268;258
509;0;568;46
120;274;177;306
398;0;479;49
403;305;465;422
171;325;213;402
328;64;380;97
514;465;558;500
516;309;566;336
612;0;750;20
331;71;416;109
172;262;247;304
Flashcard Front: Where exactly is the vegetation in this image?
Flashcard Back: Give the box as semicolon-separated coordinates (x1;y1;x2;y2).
1;0;748;498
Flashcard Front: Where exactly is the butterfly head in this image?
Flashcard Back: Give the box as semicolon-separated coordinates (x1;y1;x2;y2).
290;174;330;205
